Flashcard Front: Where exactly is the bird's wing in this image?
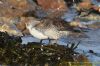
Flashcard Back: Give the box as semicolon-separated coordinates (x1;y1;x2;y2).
34;19;51;33
52;18;89;32
52;18;78;31
34;19;50;28
34;18;86;33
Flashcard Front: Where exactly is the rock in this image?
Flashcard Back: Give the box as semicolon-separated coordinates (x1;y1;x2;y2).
88;22;100;29
76;0;92;11
92;6;100;12
74;54;90;62
73;54;92;66
0;17;23;36
0;24;23;36
0;17;37;36
76;0;100;14
37;0;67;11
0;0;36;16
75;0;100;17
96;0;100;2
36;0;68;18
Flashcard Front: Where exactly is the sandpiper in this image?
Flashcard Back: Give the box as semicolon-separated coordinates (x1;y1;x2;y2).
26;18;87;44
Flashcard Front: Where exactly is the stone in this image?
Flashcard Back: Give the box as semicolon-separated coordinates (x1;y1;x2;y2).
0;17;23;36
0;0;36;17
76;0;92;11
37;0;67;11
37;0;68;18
92;6;100;12
73;54;92;66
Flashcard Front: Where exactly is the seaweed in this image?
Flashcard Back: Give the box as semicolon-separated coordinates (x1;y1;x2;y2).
0;32;91;66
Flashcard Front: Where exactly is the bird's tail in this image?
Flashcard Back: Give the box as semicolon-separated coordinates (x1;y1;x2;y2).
68;32;89;38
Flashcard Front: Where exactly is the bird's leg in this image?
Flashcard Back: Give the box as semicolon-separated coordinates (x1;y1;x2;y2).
55;39;58;44
48;38;54;45
48;39;58;45
48;38;51;44
40;39;43;44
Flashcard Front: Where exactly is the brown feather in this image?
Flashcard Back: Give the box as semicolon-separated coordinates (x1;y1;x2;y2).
34;18;81;32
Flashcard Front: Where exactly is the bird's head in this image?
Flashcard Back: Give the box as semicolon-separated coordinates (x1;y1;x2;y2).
25;19;41;29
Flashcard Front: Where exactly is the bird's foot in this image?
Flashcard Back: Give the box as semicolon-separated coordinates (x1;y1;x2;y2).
48;39;58;45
